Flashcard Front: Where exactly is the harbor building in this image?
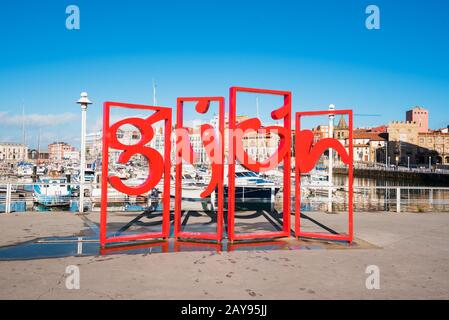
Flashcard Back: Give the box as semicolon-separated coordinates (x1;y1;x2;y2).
331;117;388;165
312;125;329;143
85;131;103;161
334;116;349;140
86;127;168;165
0;142;28;161
352;131;387;163
417;131;449;165
406;106;429;133
387;107;449;166
240;126;281;163
387;121;419;166
27;149;50;162
48;142;79;161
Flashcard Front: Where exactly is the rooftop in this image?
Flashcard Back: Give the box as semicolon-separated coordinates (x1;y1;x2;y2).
353;131;387;141
0;142;26;146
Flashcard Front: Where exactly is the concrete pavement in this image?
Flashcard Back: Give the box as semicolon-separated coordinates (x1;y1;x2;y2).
0;211;448;299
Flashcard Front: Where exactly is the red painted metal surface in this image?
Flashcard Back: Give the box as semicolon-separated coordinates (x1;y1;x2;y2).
100;241;169;255
228;87;292;242
100;102;172;248
173;240;222;253
174;97;225;242
294;110;354;243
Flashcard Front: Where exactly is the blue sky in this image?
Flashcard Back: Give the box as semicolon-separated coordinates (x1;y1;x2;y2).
0;0;448;149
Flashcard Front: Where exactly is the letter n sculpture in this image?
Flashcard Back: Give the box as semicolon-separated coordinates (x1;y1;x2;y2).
295;110;354;243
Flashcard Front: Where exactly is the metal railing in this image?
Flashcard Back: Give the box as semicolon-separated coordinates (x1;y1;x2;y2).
298;185;449;213
335;162;449;174
1;182;449;214
0;182;164;214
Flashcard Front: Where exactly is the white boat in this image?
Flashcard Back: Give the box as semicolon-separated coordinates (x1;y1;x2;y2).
110;166;131;180
300;170;341;198
17;164;33;177
36;166;46;176
170;173;208;201
90;186;126;205
73;169;97;184
303;170;330;187
33;177;72;207
224;167;280;205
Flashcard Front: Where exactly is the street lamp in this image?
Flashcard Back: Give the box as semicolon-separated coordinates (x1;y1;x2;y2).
407;156;410;170
429;156;432;170
77;92;92;213
328;104;335;213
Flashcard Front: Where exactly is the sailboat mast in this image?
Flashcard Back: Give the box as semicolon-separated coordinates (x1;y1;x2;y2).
256;97;260;161
37;127;41;160
22;102;26;160
152;79;158;106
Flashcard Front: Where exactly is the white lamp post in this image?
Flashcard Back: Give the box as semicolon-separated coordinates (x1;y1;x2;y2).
77;92;92;213
328;104;335;213
385;142;388;168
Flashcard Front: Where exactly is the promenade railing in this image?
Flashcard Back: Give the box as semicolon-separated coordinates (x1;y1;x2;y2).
1;182;449;214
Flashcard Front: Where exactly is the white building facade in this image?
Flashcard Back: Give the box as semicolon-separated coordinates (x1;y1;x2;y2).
0;142;28;161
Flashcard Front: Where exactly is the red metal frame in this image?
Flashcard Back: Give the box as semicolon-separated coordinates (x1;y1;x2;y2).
228;87;291;242
173;240;222;253
98;89;355;248
100;241;169;255
294;110;354;243
174;97;225;242
100;102;172;248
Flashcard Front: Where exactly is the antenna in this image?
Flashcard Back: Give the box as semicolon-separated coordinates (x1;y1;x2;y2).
37;127;41;160
255;97;260;160
354;113;382;117
22;101;26;160
22;101;25;144
256;96;260;119
152;79;158;106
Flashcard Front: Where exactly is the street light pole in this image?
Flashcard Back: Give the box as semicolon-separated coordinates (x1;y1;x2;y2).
429;156;431;170
328;104;335;213
77;92;92;213
407;156;410;170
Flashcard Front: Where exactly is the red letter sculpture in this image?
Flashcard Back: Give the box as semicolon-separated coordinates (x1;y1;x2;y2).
228;87;292;241
174;97;225;242
295;110;354;243
100;102;172;248
98;87;355;249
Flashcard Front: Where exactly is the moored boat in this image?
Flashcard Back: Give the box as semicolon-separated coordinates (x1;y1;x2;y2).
33;177;72;207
